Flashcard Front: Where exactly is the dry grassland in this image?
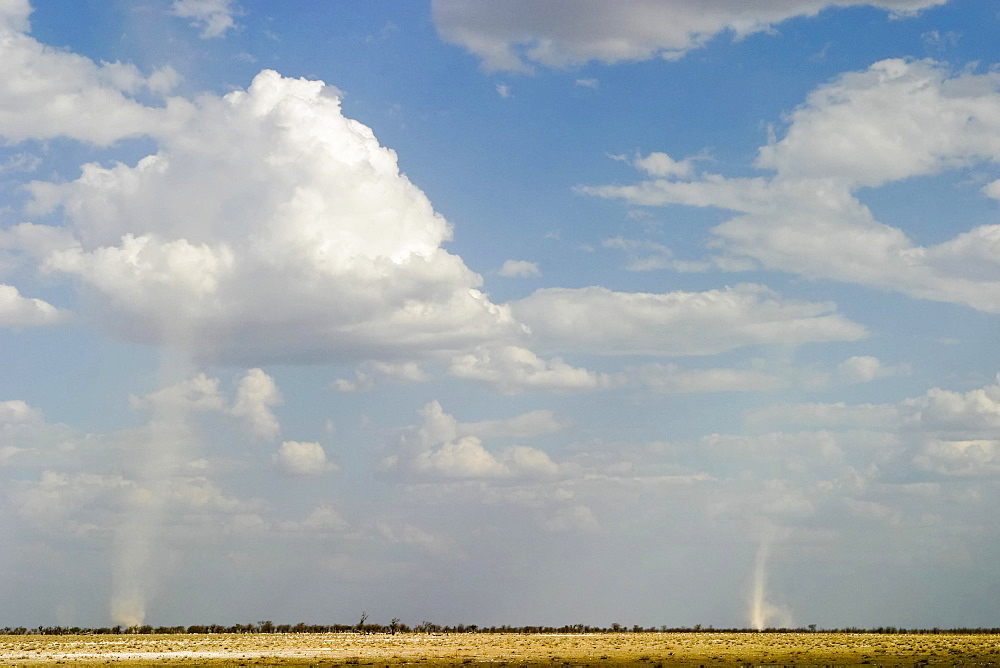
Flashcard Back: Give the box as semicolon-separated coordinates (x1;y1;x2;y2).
1;632;998;667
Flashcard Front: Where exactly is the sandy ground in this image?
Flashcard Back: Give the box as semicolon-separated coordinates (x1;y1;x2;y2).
0;631;998;666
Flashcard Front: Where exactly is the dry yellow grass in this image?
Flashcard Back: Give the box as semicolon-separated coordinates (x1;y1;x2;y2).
0;631;998;667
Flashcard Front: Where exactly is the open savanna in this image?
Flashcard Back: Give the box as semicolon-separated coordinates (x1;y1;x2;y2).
1;632;999;667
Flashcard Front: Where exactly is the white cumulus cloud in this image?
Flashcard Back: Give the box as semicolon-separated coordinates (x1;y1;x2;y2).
585;59;1000;313
383;401;561;480
0;9;187;145
498;259;540;278
273;441;331;476
22;69;519;364
230;368;282;440
0;284;65;327
171;0;238;38
449;345;618;394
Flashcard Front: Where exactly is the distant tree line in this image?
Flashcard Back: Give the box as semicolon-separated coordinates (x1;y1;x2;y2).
3;622;1000;636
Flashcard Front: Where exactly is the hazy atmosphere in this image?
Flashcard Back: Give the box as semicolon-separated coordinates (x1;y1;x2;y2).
2;0;1000;630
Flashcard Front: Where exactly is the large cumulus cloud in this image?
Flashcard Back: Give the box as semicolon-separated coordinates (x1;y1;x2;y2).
22;70;519;363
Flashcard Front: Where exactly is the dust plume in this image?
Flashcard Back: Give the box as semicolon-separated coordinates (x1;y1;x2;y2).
110;356;200;627
748;527;793;630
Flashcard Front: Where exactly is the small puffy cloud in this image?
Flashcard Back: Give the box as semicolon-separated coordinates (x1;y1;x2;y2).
495;83;512;98
449;345;618;394
575;78;599;89
332;373;375;393
0;284;66;326
171;0;238;38
273;440;331;476
0;399;42;423
512;284;867;356
498;259;540;278
383;401;562;480
230;368;282;440
633;151;692;178
409;436;559;479
836;355;908;384
432;0;947;72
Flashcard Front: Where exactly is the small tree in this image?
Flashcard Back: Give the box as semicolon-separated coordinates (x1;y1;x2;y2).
357;611;368;634
390;618;400;635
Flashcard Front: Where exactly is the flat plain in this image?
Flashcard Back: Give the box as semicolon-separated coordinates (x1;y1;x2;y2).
1;631;998;667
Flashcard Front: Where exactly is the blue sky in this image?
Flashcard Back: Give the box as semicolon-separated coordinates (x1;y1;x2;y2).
2;0;1000;629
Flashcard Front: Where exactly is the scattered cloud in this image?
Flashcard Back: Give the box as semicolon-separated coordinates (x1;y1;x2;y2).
633;151;693;178
0;399;42;424
921;29;960;53
382;401;562;480
585;59;1000;312
171;0;239;38
498;259;540;277
0;284;66;327
333;361;431;393
432;0;948;72
230;368;282;440
836;355;909;384
273;441;332;476
512;284;867;356
449;345;620;394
